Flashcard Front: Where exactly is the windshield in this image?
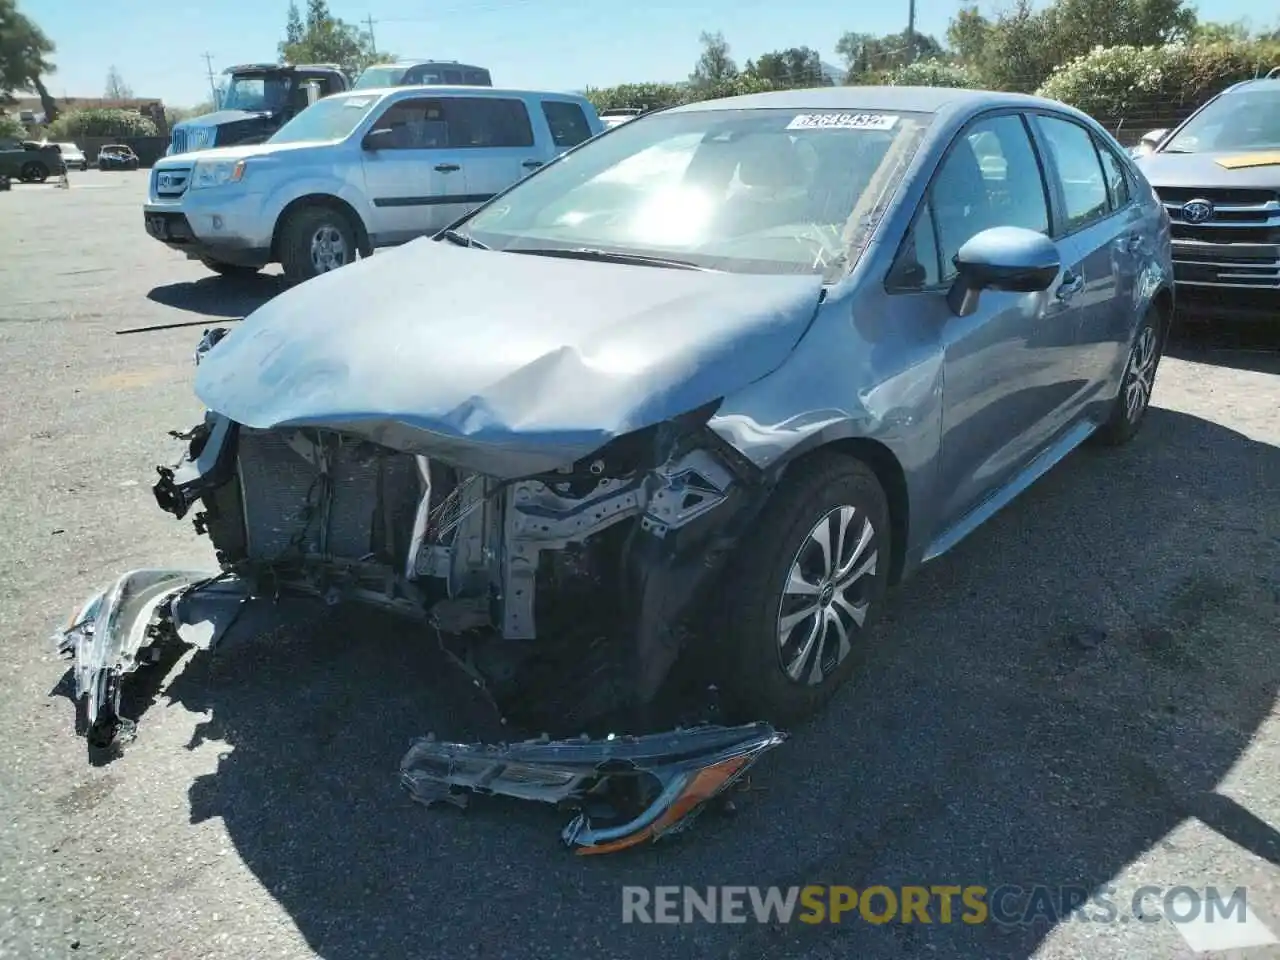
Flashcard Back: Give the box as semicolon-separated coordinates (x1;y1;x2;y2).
459;108;930;281
1164;89;1280;154
353;66;408;90
268;94;380;144
222;73;289;112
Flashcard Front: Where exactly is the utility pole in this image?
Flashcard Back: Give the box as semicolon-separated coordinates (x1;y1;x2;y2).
364;15;378;57
906;0;917;63
201;52;220;107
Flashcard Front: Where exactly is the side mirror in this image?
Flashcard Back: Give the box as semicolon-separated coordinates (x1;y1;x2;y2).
1141;128;1168;147
946;226;1061;317
362;127;394;151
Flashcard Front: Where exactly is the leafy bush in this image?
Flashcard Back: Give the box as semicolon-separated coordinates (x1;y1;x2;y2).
0;113;26;140
45;108;159;139
1036;41;1280;122
885;58;983;89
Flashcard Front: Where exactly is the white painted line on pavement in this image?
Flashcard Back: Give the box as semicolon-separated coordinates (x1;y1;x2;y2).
1168;893;1279;954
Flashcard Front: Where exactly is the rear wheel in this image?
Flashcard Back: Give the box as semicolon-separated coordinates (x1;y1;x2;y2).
279;205;357;286
717;453;891;725
19;161;48;183
201;258;260;279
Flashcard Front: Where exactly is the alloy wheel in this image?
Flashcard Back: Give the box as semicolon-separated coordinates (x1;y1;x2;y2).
776;505;878;686
1124;325;1158;423
309;224;350;274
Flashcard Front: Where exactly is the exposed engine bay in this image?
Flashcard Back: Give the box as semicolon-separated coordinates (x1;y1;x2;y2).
55;326;788;852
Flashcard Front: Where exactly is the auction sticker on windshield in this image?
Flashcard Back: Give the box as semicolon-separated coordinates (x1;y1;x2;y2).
787;113;899;131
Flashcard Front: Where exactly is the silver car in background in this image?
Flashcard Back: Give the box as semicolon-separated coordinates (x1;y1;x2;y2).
58;87;1173;851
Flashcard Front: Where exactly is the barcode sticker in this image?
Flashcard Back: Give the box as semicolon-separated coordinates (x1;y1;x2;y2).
787;113;899;131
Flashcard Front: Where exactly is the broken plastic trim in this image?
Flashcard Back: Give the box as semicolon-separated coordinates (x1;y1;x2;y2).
399;722;786;854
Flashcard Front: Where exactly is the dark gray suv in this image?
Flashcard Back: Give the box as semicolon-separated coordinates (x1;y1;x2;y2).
1135;73;1280;320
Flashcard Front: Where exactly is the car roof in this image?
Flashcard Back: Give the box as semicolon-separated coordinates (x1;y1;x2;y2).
664;85;1060;116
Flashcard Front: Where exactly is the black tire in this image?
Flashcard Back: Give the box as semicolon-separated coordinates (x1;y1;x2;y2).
200;258;260;279
717;453;892;725
19;161;48;183
278;205;358;286
1091;305;1165;447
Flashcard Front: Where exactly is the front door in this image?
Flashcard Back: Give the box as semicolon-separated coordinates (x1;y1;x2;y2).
929;113;1087;527
360;96;471;245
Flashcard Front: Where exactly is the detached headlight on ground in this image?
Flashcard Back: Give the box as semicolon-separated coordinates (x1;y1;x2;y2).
190;159;246;190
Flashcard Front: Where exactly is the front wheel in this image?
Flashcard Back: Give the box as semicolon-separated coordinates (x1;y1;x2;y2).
19;162;48;183
200;258;260;279
717;453;891;725
279;205;357;286
1091;305;1165;447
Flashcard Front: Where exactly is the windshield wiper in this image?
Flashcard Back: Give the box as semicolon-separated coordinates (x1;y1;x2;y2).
439;228;489;249
510;247;712;271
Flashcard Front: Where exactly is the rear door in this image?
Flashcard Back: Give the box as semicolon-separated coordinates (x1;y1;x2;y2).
359;96;470;244
442;95;546;206
1029;113;1138;403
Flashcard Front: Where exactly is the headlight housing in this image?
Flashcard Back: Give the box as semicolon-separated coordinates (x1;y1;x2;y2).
190;159;246;190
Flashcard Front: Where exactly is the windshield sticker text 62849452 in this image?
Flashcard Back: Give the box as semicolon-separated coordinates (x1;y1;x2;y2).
786;113;899;131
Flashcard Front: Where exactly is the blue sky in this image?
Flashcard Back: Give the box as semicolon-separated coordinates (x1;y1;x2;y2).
21;0;1266;108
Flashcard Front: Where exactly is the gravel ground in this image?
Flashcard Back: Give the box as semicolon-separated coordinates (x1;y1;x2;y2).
0;170;1278;960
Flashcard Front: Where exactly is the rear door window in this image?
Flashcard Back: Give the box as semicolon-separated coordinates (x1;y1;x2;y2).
541;100;593;148
1034;115;1110;233
443;69;463;84
1094;139;1132;210
444;97;534;147
463;69;491;86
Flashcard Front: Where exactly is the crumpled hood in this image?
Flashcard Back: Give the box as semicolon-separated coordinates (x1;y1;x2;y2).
1137;151;1280;190
195;239;824;478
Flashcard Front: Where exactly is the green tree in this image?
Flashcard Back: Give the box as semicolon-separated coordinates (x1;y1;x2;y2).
280;0;384;78
0;0;58;122
1193;20;1252;43
946;6;992;66
744;46;831;87
690;31;738;88
0;111;25;139
285;0;305;45
948;0;1199;92
836;30;943;82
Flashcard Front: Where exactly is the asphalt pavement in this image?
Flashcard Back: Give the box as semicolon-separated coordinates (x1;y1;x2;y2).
0;170;1278;960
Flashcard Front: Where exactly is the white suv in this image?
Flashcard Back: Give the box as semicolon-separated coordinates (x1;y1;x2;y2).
143;86;603;284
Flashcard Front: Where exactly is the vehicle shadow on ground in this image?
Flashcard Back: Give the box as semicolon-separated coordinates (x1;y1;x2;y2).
146;407;1278;960
146;275;280;317
1170;319;1280;375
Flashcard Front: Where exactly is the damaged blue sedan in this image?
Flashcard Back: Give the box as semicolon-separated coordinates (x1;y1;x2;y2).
56;86;1173;853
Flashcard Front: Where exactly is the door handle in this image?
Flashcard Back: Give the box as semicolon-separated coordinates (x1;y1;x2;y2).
434;163;460;173
1056;270;1085;301
522;159;544;169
